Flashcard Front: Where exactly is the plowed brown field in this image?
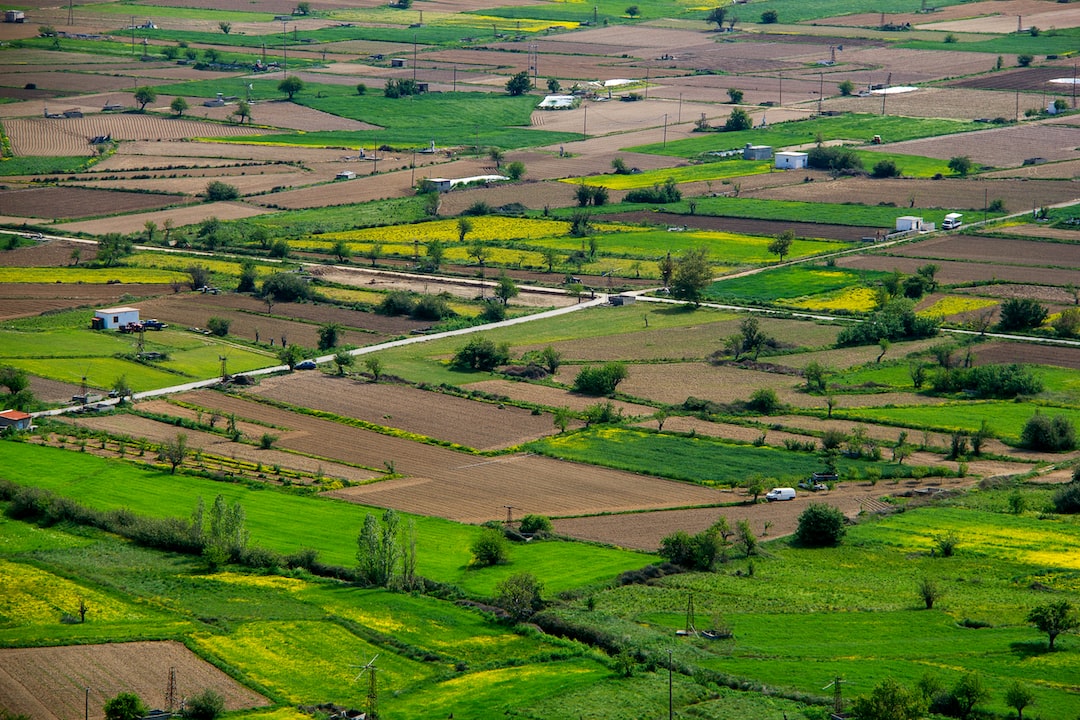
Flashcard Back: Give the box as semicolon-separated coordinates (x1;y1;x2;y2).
0;187;186;220
173;391;721;522
0;641;269;720
888;234;1080;267
246;373;558;450
0;282;176;321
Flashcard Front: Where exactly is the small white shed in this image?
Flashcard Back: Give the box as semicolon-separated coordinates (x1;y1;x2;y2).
336;170;356;180
94;306;140;330
743;144;773;160
895;216;924;232
774;151;808;170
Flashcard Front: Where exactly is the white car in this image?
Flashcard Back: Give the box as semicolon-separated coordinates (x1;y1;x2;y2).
765;487;796;502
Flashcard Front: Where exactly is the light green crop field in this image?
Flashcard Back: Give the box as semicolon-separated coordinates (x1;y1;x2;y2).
835;401;1080;443
0;443;653;595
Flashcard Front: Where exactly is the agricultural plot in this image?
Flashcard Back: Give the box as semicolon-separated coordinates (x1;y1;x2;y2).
0;641;270;720
245;373;558;450
888;233;1080;268
0;187;187;220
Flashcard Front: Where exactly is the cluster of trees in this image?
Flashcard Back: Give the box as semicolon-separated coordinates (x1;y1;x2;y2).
625;178;681;204
452;336;510;371
104;689;224;720
384;78;423;98
836;298;939;346
575;183;610;206
355;508;419;590
930;363;1042;399
1020;411;1076;451
572;361;628;396
723;316;774;361
807;145;863;173
0;365;34;411
378;290;457;321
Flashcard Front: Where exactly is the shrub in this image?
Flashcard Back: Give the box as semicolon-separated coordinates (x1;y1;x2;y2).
470;527;508;566
204;181;239;201
724;108;753;132
1020;412;1076;451
377;290;415;316
573;362;628;395
807;146;863;173
746;388;781;414
496;572;543;621
1052;482;1080;513
260;272;310;303
871;159;901;178
838;79;855;96
947;155;973;176
206;317;230;337
760;9;778;23
411;293;455;320
1018;53;1033;66
794;503;846;547
997;298;1047;331
452;336;509;371
518;514;553;535
625;178;681;204
836;299;939;346
104;693;146;720
182;690;224;720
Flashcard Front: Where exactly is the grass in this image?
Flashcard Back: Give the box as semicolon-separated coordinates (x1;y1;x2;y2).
754;0;969;24
527;427;922;486
569;160;773;189
898;29;1080;56
0;442;653;596
853;150;953;178
834;400;1080;443
0;267;186;284
0;155;97;176
629;114;984;158
704;264;890;304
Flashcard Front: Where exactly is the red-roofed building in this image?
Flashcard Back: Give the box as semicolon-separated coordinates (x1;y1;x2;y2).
0;409;31;430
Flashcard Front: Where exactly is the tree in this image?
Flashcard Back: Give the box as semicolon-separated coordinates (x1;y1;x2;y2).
745;477;765;503
317;322;341;351
506;71;531;96
331;238;351;264
207;317;230;337
1005;681;1036;720
997;298;1047;331
951;673;991;720
1027;600;1078;650
494;274;519;306
158;434;188;473
1017;53;1033;67
470;527;508;566
735;519;757;557
727;88;743;104
795;503;846;547
504;160;526;181
1053;307;1080;337
1021;412;1076;451
356;509;404;587
671;246;712;305
546;77;561;93
204;181;239;201
768;230;794;262
538;345;562;374
111;375;132;403
496;572;543;621
364;356;383;381
457;216;473;243
261;272;311;303
182;690;225;720
658;252;675;288
170;96;189;117
218;21;231;34
948;155;973;176
541;247;559;273
760;9;778;23
488;146;504;169
296;1;311;13
804;360;828;392
706;6;728;28
236;259;258;294
133;86;156;111
611;157;629;174
331;349;354;375
838;79;856;96
553;406;574;433
452;336;509;371
625;5;640;17
356;82;367;95
279;75;304;100
104;693;146;720
231;100;252;124
724;107;753;132
851;677;925;720
917;577;941;610
97;233;134;267
366;241;383;268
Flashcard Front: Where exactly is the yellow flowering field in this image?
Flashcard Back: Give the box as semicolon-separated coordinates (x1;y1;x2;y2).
443;14;579;30
918;296;996;318
0;558;137;625
129;253;277;279
322;217;633;244
315;287;387;305
789;287;878;313
0;267;185;284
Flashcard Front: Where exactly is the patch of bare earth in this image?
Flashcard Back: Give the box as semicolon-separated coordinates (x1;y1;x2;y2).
0;282;176;322
56;202;271;234
465;378;656;416
0;641;269;720
0;187;186;220
245;373;560;450
888;234;1080;268
836;253;1080;288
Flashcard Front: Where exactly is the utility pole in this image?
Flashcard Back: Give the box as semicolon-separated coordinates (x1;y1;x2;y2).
662;113;668;148
282;20;288;75
582;105;587;141
818;71;824;114
131;16;135;54
412;33;417;82
85;686;90;720
678;92;682;124
778;71;782;105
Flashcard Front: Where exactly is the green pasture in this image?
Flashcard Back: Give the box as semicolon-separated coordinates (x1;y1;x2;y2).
0;155;95;176
245;198;429;237
0;267;185;284
0;443;653;595
527;427;928;486
835;400;1080;443
88;4;275;22
478;0;701;23
629;114;983;158
601;505;1080;715
704;264;889;304
899;29;1080;56
570;160;773;189
367;303;737;385
754;0;968;24
853;149;953;177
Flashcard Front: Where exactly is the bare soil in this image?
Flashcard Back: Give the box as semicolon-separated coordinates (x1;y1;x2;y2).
0;282;176;322
888;233;1080;268
245;373;561;450
0;641;270;720
870;122;1080;169
607;210;888;238
837;253;1080;288
0;187;187;220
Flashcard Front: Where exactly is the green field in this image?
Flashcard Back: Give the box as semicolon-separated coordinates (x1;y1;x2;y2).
570;159;773;189
629;114;984;159
835;401;1080;443
704;264;890;304
0;443;652;595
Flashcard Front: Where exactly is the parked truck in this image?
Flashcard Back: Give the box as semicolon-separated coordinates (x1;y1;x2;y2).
941;213;963;230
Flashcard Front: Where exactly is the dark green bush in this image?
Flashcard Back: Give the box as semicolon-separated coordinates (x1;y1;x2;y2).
1020;412;1076;451
794;503;846;547
573;362;628;395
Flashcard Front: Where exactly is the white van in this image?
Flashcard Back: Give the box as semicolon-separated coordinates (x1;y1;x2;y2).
941;213;963;230
765;487;796;502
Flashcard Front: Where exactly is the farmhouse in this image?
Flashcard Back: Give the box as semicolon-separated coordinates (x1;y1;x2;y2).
895;216;925;232
742;144;773;160
93;306;140;330
774;151;808;170
0;409;31;431
610;294;637;306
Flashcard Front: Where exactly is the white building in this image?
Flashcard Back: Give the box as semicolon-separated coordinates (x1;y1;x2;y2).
895;216;925;232
774;151;808;170
336;170;356;180
94;306;140;330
